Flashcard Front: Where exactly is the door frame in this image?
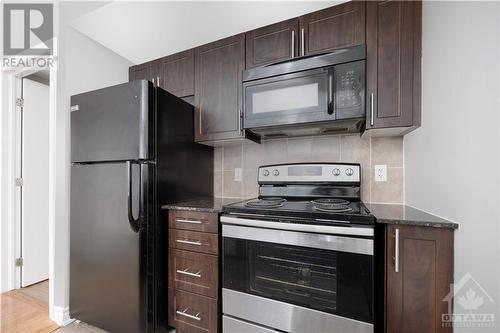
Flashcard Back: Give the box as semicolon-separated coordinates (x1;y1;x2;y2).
1;66;56;318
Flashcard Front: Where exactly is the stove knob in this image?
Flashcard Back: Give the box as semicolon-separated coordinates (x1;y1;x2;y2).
346;168;354;176
332;168;341;176
263;169;270;176
273;169;280;176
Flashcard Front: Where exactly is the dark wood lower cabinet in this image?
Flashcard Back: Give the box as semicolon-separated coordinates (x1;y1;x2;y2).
168;289;218;333
385;225;454;333
168;210;219;333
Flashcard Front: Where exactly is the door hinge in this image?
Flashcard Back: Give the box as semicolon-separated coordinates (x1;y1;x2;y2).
15;258;23;267
15;178;23;187
16;98;24;108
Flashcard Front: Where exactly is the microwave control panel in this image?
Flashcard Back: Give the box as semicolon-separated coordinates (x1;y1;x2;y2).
334;60;365;117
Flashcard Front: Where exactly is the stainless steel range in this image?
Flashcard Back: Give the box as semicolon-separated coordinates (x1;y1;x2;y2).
221;163;374;333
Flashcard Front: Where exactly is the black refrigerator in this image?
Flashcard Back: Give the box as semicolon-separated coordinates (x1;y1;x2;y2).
70;80;213;333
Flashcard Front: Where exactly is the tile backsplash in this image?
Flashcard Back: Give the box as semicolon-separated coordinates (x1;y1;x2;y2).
214;134;404;204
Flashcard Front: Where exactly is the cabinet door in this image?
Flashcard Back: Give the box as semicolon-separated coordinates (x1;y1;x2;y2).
149;60;162;85
194;34;245;142
129;64;150;81
129;60;161;84
299;1;365;56
245;18;299;69
366;0;422;129
385;225;453;333
161;49;194;97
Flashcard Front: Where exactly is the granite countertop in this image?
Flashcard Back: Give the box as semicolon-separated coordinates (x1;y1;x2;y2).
366;203;459;229
162;198;458;229
161;197;245;213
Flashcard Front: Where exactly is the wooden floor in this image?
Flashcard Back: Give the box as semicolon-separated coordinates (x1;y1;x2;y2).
1;280;59;333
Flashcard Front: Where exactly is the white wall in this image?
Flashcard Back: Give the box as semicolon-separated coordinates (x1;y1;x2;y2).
405;1;500;331
51;1;132;323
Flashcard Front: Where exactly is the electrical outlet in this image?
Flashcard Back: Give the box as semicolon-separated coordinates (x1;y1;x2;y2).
234;168;242;182
374;165;387;182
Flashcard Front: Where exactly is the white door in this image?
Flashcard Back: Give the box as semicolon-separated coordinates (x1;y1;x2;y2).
21;78;50;287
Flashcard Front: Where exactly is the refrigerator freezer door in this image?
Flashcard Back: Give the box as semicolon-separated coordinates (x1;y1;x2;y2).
71;80;154;163
70;162;148;333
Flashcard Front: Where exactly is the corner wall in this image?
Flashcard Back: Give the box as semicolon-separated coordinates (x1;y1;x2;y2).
404;2;500;331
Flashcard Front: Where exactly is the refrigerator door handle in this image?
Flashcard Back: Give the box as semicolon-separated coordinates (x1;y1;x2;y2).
127;161;143;232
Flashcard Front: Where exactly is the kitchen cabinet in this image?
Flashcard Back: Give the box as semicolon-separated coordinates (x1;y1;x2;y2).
299;1;365;56
129;59;162;86
365;0;422;135
385;225;453;333
129;63;150;81
245;18;299;69
168;210;220;333
194;34;245;142
160;49;194;97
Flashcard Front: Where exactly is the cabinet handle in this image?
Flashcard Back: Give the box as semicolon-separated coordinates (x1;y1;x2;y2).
370;93;374;126
291;30;295;58
176;268;202;278
151;77;155;85
175;218;202;224
300;28;305;56
176;308;202;321
176;238;202;246
157;76;160;86
394;228;400;273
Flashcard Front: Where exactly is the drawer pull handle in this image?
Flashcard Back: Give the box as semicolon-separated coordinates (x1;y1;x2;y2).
176;268;202;278
176;218;202;224
176;239;202;246
176;308;202;321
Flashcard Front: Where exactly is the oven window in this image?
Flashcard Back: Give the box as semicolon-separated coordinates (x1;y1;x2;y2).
252;83;319;114
223;237;373;323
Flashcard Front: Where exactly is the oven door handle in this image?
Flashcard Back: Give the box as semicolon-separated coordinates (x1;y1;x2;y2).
220;215;373;237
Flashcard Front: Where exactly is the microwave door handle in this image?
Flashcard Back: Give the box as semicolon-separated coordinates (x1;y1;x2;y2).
327;70;335;116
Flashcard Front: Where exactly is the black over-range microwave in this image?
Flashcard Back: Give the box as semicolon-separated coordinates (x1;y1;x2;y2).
243;45;366;139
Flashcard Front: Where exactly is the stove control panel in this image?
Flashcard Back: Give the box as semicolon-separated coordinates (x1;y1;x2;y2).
259;163;360;183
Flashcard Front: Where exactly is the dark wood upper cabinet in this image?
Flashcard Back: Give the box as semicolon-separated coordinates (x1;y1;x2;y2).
366;0;422;133
129;60;161;85
194;34;245;142
299;1;366;56
129;63;151;82
245;18;299;69
160;49;194;97
385;225;453;333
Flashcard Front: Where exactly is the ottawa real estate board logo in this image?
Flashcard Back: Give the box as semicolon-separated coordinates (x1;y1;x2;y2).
442;273;496;329
3;3;55;67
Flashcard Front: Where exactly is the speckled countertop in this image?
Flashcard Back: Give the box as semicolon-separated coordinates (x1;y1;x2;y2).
366;203;459;229
161;197;245;213
162;198;458;229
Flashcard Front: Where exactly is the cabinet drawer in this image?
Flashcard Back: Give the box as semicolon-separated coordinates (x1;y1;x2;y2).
169;249;218;298
168;289;218;333
169;210;218;233
170;230;219;255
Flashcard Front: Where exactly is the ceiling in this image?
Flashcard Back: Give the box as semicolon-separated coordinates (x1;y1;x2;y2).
70;1;342;64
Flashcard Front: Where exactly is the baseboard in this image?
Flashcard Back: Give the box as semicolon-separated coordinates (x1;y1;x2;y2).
51;305;74;326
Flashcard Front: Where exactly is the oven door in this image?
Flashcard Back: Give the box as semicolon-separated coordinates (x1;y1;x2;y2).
243;68;332;129
222;221;373;333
